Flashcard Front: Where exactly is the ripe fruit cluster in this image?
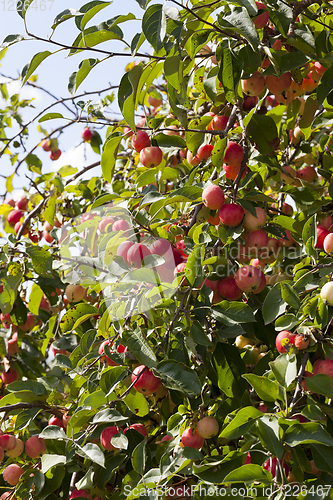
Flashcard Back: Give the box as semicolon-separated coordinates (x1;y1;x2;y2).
41;138;61;161
181;416;219;449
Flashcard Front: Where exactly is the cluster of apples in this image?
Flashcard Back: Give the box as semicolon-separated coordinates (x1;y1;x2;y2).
0;433;46;488
129;131;163;168
235;335;267;366
3;196;42;243
40;138;61;161
180;416;219;450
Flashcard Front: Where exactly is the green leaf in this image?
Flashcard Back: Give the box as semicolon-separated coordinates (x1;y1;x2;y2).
193;452;244;484
26;247;53;277
310;444;333;474
80;1;112;30
218;48;243;103
212;343;247;398
38;113;64;123
68;58;99;95
317;66;333;106
275;314;298;332
220;407;263;439
131;439;146;476
302;214;317;246
164;46;182;92
185;116;213;156
44;193;57;226
69;24;123;55
270;353;297;388
77;443;105;468
25;153;42;174
92;409;128;424
284;423;333;447
223;464;272;484
156;360;202;397
142;4;165;52
218;6;260;51
124;390;149;417
21;51;52;86
305;373;333;398
101;134;122;183
28;283;44;315
60;304;98;333
280;282;300;310
213;301;256;324
154;133;186;150
243;374;281;403
41;455;66;474
40;426;66;440
211;138;227;169
122;330;157;368
51;9;81;30
7;380;47;396
257;415;284;459
262;285;286;325
17;0;35;19
118;66;143;131
184;246;204;287
248;114;279;155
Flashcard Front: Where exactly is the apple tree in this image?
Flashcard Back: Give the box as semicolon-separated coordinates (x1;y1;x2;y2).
0;0;333;498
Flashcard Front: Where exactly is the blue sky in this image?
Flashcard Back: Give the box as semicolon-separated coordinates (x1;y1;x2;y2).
0;0;158;197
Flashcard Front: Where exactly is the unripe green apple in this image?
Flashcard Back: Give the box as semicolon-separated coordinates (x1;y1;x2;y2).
197;416;219;439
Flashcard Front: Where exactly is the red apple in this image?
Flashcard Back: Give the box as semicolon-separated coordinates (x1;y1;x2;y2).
210;115;228;131
6;438;24;458
100;426;121;451
48;416;65;428
218;203;244;227
8;332;19;355
217;276;243;301
235;265;261;293
266;72;292;94
50;149;61;161
28;229;42;243
131;365;162;395
223;163;247;180
253;1;269;28
116;241;134;264
0;434;16;451
296;166;317;183
316;226;329;249
140;147;163;168
197;144;214;161
98;216;114;232
112;219;130;232
82;128;93;142
25;436;46;458
313;358;333;378
244;229;269;254
181;428;205;449
127;243;151;268
4;198;15;207
131;131;151;152
7;210;23;226
1;368;19;385
202;185;225;210
294;334;309;350
3;464;24;486
241;71;266;97
124;423;148;437
69;490;92;500
44;231;54;244
224;141;244;167
16;197;28;211
243;207;267;231
275;330;296;353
